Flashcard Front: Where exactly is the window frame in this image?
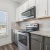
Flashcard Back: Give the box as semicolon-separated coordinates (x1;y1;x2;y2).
0;10;8;36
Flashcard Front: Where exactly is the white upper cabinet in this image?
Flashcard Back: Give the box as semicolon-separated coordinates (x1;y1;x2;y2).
16;8;19;22
16;5;23;22
28;0;36;8
18;5;23;21
47;0;50;17
22;1;29;12
36;0;47;18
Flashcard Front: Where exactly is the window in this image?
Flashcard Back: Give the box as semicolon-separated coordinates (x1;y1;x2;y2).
0;11;8;36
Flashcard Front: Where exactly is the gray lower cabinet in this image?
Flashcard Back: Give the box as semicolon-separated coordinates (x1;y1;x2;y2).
31;34;50;50
14;33;17;45
31;34;43;50
11;29;15;42
11;29;17;45
31;39;43;50
44;45;50;50
44;37;50;50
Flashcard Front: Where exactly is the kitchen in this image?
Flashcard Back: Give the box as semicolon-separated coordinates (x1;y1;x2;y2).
0;0;50;50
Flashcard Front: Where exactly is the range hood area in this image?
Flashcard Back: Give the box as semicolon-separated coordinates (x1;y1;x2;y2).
22;6;36;20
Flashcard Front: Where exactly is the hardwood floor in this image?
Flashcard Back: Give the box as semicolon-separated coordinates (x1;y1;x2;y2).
0;43;18;50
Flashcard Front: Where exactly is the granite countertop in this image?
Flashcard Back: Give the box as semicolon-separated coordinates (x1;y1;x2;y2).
30;31;50;37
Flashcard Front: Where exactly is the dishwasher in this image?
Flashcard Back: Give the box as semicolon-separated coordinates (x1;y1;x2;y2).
31;34;44;50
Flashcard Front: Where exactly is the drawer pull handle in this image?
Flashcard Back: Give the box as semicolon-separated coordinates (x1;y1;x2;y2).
40;43;42;50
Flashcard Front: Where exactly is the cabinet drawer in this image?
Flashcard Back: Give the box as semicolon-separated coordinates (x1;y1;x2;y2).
45;37;50;44
31;34;43;42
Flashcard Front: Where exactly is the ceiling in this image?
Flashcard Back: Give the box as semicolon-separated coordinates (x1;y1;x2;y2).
10;0;27;4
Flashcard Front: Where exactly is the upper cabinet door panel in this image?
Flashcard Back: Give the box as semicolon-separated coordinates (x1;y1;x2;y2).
48;0;50;16
16;8;19;21
28;0;36;8
22;1;28;12
18;5;23;21
36;0;47;18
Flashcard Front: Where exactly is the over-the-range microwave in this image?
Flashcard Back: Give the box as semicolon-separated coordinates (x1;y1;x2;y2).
22;6;36;19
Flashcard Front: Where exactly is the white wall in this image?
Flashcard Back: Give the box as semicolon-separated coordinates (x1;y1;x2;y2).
0;0;18;46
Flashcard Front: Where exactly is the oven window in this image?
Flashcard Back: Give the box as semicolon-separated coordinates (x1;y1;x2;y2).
19;34;27;46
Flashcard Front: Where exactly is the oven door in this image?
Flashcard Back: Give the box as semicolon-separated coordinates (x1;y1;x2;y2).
19;34;27;46
18;33;29;48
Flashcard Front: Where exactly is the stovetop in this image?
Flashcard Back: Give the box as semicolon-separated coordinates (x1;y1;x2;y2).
18;29;33;33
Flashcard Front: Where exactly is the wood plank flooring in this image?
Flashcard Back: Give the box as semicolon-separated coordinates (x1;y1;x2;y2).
0;43;18;50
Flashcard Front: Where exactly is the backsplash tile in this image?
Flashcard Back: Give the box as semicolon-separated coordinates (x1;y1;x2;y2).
19;18;50;31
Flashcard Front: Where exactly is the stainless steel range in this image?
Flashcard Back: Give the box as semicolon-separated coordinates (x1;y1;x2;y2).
18;23;39;50
18;32;30;50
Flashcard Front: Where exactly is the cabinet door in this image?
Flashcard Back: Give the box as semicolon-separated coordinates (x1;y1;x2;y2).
48;0;50;17
45;45;50;50
28;0;36;8
18;5;23;21
36;0;47;18
16;8;19;22
15;33;17;45
22;1;28;12
31;39;43;50
11;29;15;42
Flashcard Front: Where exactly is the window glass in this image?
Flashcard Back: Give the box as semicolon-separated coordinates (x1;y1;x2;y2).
0;11;8;36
